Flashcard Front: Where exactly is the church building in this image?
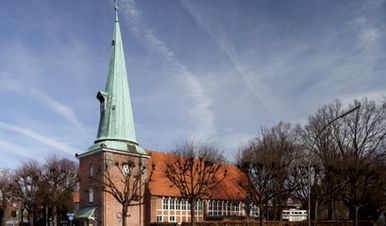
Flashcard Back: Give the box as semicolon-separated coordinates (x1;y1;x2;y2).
76;3;149;226
75;3;259;226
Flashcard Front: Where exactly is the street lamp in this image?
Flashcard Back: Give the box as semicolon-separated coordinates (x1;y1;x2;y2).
307;104;360;226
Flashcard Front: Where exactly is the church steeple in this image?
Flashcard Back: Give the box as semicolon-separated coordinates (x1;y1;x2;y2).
114;0;119;22
87;2;145;154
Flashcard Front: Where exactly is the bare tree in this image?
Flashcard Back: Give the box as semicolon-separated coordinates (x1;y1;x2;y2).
42;156;78;226
97;156;153;226
164;141;227;226
307;99;386;225
239;122;302;223
289;155;324;222
306;107;343;220
334;99;386;226
11;160;44;226
0;168;13;226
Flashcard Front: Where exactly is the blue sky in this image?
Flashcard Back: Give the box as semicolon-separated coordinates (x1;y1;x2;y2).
0;0;385;168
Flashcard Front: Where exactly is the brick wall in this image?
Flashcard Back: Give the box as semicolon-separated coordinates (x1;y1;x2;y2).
79;149;147;226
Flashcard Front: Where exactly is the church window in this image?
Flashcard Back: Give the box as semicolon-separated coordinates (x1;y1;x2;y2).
88;188;94;203
163;197;169;210
89;164;94;177
227;201;231;213
122;163;131;176
196;200;202;211
181;199;186;210
207;200;212;215
218;200;223;215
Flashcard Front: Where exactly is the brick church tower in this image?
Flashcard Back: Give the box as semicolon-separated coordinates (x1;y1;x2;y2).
76;2;149;226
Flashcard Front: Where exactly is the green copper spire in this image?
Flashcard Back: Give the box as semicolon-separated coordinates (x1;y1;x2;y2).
87;2;145;154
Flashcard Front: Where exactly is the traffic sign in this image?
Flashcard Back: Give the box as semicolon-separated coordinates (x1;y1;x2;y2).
67;212;74;221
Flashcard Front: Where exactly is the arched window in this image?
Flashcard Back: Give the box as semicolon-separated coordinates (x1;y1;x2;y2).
89;164;94;177
122;163;131;176
88;188;94;203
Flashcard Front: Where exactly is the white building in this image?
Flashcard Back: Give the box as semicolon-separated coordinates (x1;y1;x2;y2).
282;209;307;222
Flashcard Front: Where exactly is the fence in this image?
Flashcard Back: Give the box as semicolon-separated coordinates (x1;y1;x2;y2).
150;220;377;226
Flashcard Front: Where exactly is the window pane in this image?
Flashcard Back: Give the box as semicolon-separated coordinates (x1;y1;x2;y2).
88;188;94;203
163;198;169;210
170;198;175;210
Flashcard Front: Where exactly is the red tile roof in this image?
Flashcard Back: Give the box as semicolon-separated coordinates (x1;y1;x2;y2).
146;150;249;201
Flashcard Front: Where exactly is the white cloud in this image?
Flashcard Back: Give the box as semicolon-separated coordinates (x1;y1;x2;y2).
120;0;216;139
340;90;385;107
180;1;278;121
0;139;47;166
0;139;36;159
360;27;379;47
0;122;78;155
350;4;382;49
0;72;80;125
351;16;380;48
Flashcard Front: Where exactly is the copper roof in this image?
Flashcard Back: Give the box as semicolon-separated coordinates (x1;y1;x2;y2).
147;150;249;201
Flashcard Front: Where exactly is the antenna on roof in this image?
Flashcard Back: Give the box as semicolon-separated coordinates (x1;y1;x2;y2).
114;0;119;11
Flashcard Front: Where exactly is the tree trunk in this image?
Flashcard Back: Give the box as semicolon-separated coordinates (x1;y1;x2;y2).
1;197;8;226
45;206;49;226
122;205;128;226
314;200;318;226
327;201;333;220
354;206;359;226
190;199;196;226
28;214;34;226
275;197;283;221
20;208;24;224
52;206;57;226
258;205;264;226
0;208;4;226
273;199;277;221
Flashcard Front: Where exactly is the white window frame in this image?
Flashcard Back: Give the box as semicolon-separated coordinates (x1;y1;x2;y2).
170;198;175;210
163;197;169;210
